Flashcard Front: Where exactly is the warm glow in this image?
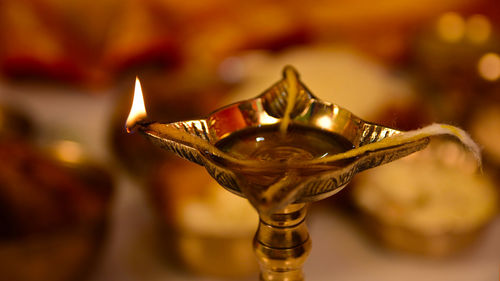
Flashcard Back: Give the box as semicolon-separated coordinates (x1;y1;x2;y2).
259;112;279;125
126;77;147;131
478;53;500;81
333;106;340;116
437;12;465;43
53;140;84;164
317;116;333;130
466;15;491;44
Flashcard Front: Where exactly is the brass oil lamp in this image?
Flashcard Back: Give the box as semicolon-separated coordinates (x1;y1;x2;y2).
126;66;479;281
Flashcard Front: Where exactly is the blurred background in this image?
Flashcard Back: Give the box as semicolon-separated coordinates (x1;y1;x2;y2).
0;0;499;280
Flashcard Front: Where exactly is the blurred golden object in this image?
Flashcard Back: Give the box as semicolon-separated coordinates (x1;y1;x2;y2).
478;52;500;81
470;105;500;166
0;0;482;85
151;160;258;278
437;12;466;43
353;140;498;256
50;140;85;165
466;15;492;44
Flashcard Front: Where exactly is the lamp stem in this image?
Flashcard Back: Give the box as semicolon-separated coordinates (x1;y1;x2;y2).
254;203;311;281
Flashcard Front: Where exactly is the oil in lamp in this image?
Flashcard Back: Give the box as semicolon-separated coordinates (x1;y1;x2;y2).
126;66;479;280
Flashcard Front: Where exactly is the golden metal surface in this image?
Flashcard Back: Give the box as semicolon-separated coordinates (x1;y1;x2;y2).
138;67;428;207
254;203;310;281
132;66;431;280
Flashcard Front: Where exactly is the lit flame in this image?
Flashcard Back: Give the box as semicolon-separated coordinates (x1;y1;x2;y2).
126;77;147;132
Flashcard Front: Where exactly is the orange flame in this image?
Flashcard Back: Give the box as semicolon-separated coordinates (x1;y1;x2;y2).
126;77;147;132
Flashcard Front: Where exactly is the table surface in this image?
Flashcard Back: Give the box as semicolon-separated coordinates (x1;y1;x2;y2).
0;83;499;281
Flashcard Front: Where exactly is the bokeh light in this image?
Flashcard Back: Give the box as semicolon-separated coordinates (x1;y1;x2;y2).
466;14;491;44
436;12;465;43
478;53;500;81
52;140;84;164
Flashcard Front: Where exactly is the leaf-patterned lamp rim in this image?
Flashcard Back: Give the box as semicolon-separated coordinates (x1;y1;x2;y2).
137;66;430;209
